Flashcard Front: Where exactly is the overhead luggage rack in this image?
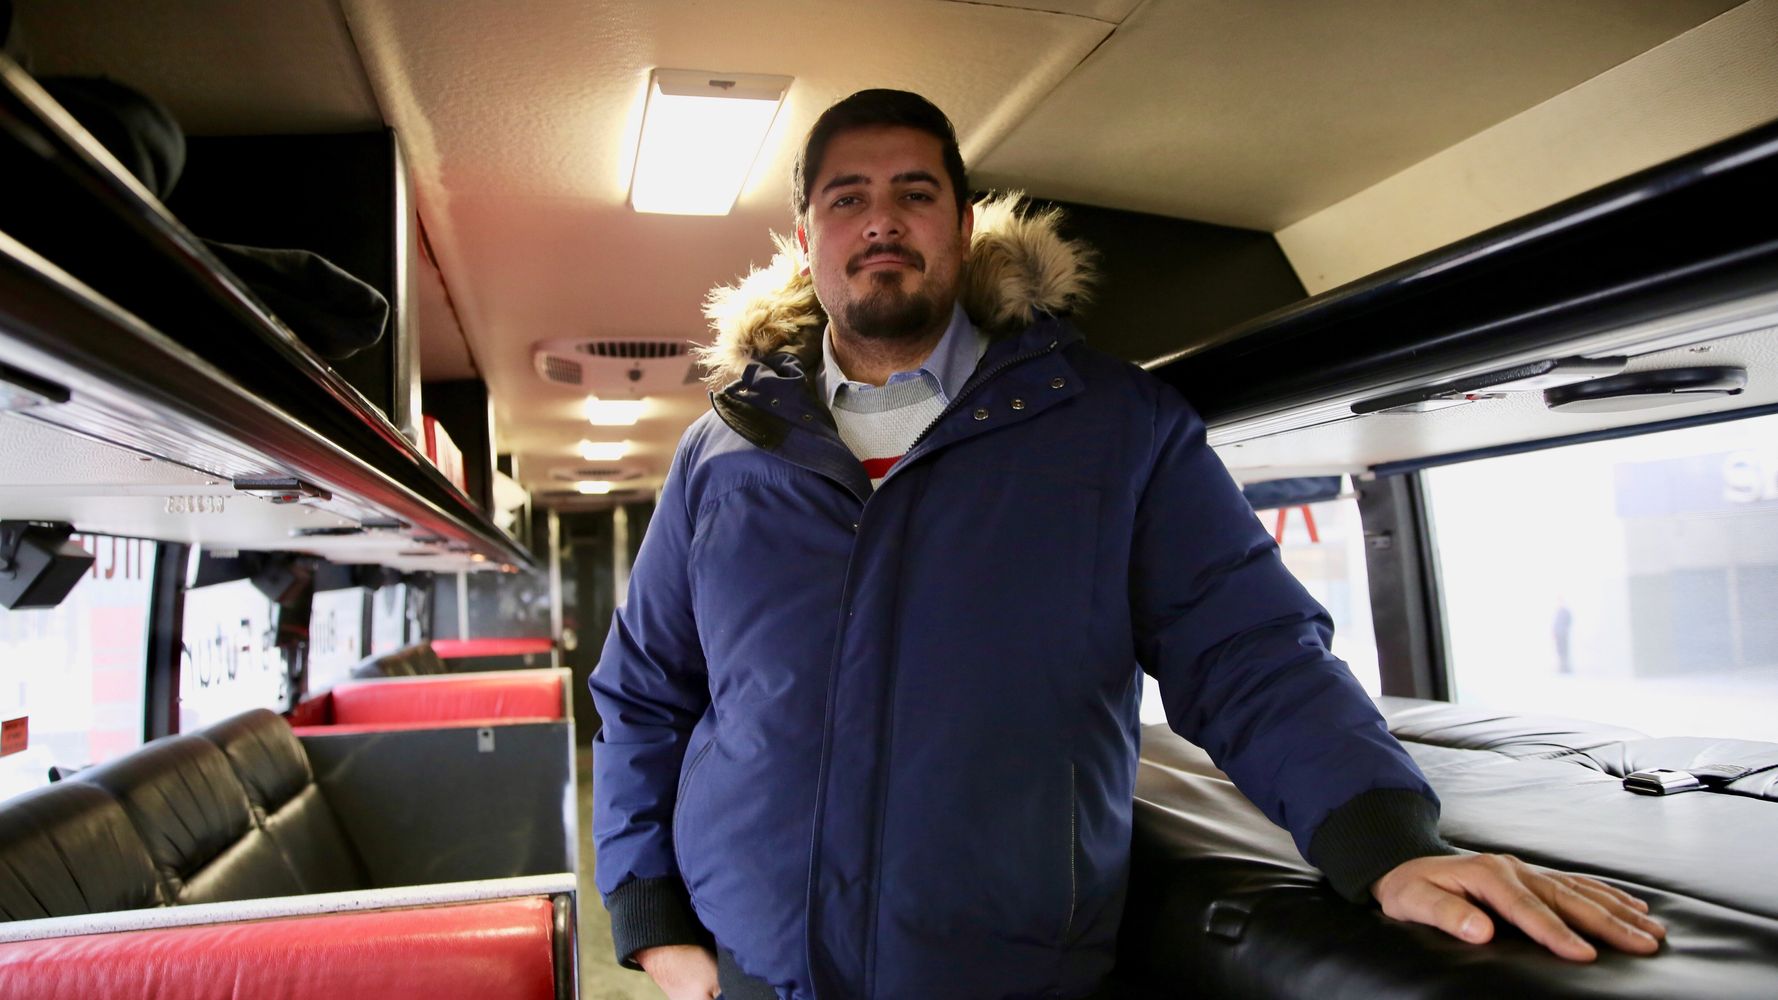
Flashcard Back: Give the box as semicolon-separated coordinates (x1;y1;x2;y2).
0;57;531;572
1153;117;1778;446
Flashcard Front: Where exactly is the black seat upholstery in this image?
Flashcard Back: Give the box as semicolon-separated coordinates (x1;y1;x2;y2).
75;734;307;905
198;709;368;894
349;643;447;679
1119;699;1778;999
0;780;165;920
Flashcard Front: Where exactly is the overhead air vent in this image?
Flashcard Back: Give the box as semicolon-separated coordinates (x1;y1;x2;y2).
549;465;644;483
577;340;687;360
533;337;697;393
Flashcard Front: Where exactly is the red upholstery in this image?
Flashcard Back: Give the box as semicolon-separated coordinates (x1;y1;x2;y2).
283;693;334;728
432;637;555;659
291;717;559;738
329;673;564;726
0;897;557;1000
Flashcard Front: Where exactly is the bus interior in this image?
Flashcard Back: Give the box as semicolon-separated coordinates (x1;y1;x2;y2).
1;1;1776;997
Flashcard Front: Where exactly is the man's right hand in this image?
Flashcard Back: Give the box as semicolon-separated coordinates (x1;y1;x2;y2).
635;944;720;1000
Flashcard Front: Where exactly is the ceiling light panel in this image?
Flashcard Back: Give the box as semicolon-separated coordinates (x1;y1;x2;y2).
584;397;647;426
578;439;631;461
630;69;792;216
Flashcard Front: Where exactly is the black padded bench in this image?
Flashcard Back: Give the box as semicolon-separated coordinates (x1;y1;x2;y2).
1117;697;1778;999
0;698;573;922
0;710;362;918
0;703;578;999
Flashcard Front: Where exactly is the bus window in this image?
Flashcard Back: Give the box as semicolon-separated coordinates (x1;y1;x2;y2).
1269;489;1382;697
178;576;294;731
0;535;154;802
307;586;370;693
369;581;412;656
1425;412;1778;741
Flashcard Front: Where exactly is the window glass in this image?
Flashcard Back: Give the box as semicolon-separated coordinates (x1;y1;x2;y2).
1269;491;1381;696
1140;488;1380;725
307;587;369;693
433;568;551;640
0;536;154;802
369;582;410;655
179;577;292;731
1424;413;1778;741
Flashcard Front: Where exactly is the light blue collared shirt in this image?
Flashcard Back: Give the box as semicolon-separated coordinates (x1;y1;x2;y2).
819;304;987;410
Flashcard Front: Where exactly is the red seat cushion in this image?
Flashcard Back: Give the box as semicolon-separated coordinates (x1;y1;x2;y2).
329;673;564;726
0;897;557;1000
291;717;559;738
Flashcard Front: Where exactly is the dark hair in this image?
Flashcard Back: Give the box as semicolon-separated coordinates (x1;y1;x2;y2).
793;89;969;222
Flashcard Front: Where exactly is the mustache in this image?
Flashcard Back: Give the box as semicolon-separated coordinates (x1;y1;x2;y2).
847;243;925;275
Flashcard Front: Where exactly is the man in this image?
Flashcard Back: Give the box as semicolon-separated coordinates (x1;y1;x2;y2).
591;90;1664;1000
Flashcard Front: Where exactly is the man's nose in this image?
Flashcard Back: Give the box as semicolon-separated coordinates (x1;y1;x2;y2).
863;208;904;241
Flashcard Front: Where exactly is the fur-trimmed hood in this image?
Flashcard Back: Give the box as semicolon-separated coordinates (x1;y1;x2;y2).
697;192;1096;388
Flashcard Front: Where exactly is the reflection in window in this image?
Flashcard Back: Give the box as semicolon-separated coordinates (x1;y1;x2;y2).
1425;413;1778;741
307;587;369;693
0;536;154;803
179;578;292;731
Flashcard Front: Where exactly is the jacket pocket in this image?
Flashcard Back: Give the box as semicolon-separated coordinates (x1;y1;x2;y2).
672;735;718;877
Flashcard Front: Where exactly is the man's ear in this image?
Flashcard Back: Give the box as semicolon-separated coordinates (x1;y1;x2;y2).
796;224;810;275
960;202;975;245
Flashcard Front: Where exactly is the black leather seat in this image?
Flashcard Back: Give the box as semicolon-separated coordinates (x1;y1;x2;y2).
349;643;447;679
75;733;308;905
1118;700;1778;999
197;709;368;894
0;780;165;920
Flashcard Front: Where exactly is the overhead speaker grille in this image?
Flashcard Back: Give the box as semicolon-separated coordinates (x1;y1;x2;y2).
540;355;583;385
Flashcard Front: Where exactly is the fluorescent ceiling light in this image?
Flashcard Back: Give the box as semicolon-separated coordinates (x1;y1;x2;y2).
584;397;646;426
578;439;631;461
577;481;615;495
630;69;792;216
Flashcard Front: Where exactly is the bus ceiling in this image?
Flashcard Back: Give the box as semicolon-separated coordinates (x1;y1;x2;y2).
0;1;1774;552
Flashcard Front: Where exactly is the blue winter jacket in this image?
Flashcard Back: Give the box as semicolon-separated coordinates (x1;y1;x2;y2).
591;198;1446;999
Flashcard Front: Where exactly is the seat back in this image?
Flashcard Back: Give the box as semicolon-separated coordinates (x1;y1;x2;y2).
198;709;368;893
0;781;165;921
347;642;447;679
76;735;306;905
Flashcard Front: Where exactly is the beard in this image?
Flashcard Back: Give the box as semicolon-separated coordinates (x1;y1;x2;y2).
841;271;941;342
834;242;955;342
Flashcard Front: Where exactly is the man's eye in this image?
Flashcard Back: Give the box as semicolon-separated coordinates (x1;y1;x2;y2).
904;191;934;202
832;195;862;209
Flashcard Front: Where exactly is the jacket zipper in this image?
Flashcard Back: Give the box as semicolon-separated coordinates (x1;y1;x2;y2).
1064;761;1078;941
904;337;1061;453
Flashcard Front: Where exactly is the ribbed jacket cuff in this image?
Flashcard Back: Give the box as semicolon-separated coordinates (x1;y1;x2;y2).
1307;788;1455;903
604;875;711;969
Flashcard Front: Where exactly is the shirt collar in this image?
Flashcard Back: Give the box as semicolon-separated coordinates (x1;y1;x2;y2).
819;303;984;407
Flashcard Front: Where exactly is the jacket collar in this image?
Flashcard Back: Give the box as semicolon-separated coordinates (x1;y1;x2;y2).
697;192;1097;391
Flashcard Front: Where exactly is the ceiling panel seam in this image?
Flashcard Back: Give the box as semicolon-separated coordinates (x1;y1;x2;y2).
963;1;1135;170
940;0;1126;26
324;0;389;127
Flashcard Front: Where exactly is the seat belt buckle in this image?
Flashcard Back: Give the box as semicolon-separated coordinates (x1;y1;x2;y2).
1623;768;1704;795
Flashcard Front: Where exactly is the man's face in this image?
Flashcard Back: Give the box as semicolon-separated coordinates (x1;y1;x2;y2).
799;125;973;342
